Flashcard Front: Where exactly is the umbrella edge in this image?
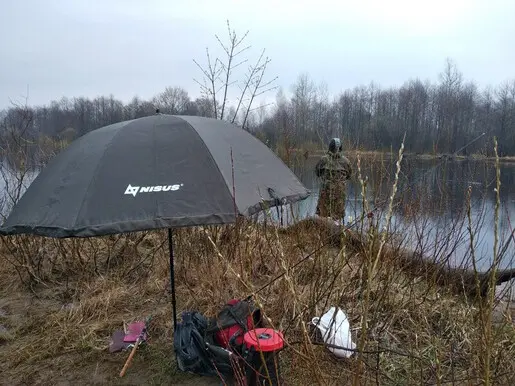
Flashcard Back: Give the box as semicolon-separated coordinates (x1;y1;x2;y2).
0;213;239;239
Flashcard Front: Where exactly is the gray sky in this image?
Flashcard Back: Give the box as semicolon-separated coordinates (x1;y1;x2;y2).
1;0;514;109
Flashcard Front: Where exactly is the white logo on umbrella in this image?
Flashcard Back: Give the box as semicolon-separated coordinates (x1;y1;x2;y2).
124;184;183;197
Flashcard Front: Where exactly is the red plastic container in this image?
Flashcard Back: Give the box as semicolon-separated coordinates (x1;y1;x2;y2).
243;328;284;352
243;328;284;385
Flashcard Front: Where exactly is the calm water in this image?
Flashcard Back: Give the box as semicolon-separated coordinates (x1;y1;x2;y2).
0;166;38;220
2;158;515;271
266;156;515;272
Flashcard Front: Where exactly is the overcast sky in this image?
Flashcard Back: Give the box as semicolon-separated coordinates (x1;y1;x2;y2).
1;0;514;109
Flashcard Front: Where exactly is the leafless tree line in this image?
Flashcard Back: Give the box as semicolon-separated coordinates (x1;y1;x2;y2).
1;56;514;164
259;59;515;156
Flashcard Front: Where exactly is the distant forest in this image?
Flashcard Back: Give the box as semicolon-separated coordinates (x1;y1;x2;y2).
2;18;515;162
2;59;514;162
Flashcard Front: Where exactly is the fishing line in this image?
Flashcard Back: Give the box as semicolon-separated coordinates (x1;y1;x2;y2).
247;131;490;299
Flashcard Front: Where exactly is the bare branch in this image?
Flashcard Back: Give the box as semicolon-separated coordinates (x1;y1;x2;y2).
241;53;278;130
217;20;252;120
193;20;276;126
231;49;267;123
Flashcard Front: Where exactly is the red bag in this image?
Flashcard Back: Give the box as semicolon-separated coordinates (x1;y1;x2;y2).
212;299;261;349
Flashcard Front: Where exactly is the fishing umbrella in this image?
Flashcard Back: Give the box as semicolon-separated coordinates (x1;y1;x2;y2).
0;113;310;328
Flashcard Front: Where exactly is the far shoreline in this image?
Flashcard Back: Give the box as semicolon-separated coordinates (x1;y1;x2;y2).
289;148;515;163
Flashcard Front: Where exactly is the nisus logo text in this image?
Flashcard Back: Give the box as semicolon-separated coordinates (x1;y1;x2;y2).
124;184;183;197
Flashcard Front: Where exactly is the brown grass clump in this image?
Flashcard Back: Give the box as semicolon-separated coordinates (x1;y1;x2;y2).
1;211;515;385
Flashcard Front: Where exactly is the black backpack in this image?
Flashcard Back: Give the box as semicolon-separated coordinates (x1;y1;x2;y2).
173;310;235;379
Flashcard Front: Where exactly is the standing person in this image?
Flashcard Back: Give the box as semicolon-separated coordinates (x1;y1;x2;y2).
315;138;352;225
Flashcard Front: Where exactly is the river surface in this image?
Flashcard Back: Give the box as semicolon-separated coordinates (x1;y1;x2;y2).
265;155;515;272
1;157;515;272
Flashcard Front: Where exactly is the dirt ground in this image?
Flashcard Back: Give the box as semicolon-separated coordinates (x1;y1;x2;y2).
0;292;224;386
2;287;514;386
2;219;515;385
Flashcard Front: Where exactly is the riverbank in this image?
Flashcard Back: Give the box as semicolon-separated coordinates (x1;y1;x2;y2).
1;218;514;385
291;148;515;163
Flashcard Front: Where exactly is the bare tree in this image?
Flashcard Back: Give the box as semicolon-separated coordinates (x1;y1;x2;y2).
234;48;277;129
193;20;277;128
0;96;37;220
436;58;463;153
153;86;191;115
495;81;515;156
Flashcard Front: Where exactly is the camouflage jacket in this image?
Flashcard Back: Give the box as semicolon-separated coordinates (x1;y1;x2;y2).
315;152;352;188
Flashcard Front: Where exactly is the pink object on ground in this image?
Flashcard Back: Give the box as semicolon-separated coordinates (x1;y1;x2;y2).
123;321;147;342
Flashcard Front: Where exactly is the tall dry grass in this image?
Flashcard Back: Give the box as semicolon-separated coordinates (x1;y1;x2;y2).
0;129;514;384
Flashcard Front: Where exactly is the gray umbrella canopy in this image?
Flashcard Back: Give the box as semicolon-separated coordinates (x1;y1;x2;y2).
0;114;310;237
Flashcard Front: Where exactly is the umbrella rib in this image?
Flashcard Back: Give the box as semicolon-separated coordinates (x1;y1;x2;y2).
152;116;160;221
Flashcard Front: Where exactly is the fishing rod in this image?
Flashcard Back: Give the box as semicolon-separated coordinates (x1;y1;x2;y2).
246;131;490;299
454;132;486;156
455;132;515;266
497;215;515;267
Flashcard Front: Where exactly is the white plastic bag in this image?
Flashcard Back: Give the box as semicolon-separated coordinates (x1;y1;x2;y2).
311;307;356;358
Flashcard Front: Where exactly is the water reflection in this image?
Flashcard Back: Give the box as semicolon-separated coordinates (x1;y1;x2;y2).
267;157;515;271
0;166;38;220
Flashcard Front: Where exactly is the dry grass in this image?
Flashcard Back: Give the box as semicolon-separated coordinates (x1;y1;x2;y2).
1;136;515;385
1;211;515;385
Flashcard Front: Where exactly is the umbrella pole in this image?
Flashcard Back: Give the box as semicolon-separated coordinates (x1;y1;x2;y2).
168;228;177;331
